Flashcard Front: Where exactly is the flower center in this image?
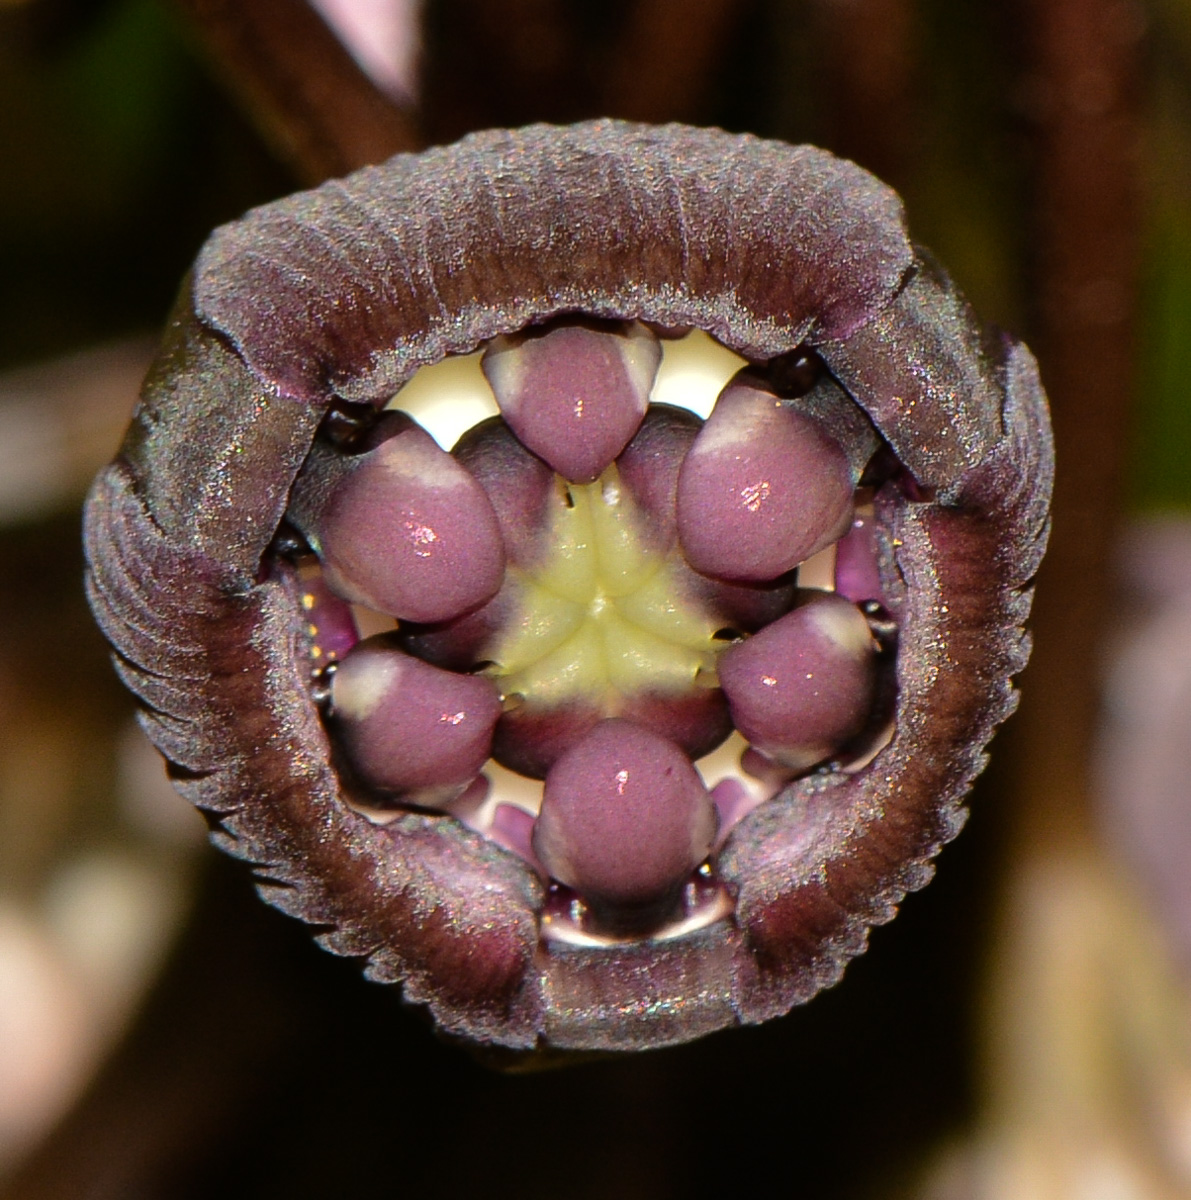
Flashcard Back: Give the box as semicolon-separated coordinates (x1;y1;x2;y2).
287;319;894;941
488;468;721;722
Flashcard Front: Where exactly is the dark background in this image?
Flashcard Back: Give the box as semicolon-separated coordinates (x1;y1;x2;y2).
0;1;1185;1196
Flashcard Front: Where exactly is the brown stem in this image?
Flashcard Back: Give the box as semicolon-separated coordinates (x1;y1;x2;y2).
1011;0;1145;850
602;0;746;124
173;0;420;184
808;0;917;189
418;0;586;144
419;0;746;143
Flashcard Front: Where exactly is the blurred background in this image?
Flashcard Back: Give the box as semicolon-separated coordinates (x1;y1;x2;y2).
1;0;1189;1196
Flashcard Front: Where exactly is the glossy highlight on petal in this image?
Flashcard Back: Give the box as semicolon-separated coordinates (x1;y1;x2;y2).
481;321;660;484
330;634;502;802
533;718;716;918
718;593;878;771
83;120;1053;1055
291;411;506;623
676;380;856;581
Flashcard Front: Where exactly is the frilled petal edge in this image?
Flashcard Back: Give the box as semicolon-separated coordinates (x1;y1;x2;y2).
84;120;1052;1053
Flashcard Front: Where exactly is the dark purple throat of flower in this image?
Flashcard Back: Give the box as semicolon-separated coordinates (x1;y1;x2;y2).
84;121;1053;1054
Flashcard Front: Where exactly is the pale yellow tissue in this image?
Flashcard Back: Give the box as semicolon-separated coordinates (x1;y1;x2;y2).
386;350;500;450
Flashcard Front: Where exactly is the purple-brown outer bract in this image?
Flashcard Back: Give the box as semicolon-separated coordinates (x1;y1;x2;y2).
84;121;1053;1052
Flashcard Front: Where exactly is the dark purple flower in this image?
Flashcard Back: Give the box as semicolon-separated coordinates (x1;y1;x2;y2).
84;121;1053;1053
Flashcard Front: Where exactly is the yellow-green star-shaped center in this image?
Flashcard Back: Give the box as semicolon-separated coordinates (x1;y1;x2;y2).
486;467;723;711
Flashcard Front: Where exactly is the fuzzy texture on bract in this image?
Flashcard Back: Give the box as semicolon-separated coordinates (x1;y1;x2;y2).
84;121;1053;1053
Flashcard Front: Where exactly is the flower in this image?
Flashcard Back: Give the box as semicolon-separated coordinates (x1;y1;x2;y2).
84;120;1053;1053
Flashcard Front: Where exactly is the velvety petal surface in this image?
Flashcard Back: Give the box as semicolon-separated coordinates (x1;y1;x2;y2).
84;121;1052;1054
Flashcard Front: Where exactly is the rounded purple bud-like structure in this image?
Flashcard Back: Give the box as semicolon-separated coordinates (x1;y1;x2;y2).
452;417;557;569
834;512;887;607
291;413;506;623
330;635;502;802
615;403;701;553
676;381;855;581
491;689;732;782
718;593;878;771
533;719;717;920
481;321;661;484
491;699;604;782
